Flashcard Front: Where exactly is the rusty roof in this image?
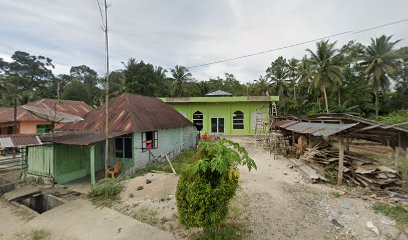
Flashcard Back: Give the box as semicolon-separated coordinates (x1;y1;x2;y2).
278;121;359;137
0;99;92;123
40;131;127;145
0;134;42;147
62;93;193;133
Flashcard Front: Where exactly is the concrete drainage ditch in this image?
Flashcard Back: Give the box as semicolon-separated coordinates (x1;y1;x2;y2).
13;192;66;214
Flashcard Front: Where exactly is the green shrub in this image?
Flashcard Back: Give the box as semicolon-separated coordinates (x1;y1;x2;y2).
176;139;256;230
89;178;123;207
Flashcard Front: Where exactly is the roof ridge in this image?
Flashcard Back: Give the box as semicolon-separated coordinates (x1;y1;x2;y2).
123;94;138;130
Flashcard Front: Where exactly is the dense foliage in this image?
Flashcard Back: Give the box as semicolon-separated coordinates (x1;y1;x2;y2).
0;34;407;118
176;139;256;229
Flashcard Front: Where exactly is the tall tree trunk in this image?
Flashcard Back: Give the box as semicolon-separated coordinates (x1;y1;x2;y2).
375;86;379;117
293;84;296;101
57;81;61;99
323;87;329;113
337;90;341;107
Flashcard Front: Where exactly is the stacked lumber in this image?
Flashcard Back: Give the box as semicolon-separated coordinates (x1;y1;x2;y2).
299;144;402;190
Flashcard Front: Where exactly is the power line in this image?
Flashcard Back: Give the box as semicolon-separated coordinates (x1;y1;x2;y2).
187;18;408;69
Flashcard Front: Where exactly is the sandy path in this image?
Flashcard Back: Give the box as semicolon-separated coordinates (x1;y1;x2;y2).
229;136;405;240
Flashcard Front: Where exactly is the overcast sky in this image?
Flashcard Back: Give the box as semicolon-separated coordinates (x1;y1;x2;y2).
0;0;407;83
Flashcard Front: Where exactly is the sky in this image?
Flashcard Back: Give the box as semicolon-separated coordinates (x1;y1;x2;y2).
0;0;408;83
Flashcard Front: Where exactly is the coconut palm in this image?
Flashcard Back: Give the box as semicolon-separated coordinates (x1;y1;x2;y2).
170;65;192;97
254;75;270;96
361;35;400;116
266;56;290;98
307;40;343;113
287;58;299;101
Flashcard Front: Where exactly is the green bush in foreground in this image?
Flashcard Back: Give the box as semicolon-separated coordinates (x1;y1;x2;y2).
176;139;256;230
89;178;123;206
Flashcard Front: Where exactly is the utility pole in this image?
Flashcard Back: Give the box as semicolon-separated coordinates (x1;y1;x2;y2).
103;0;110;178
97;0;110;178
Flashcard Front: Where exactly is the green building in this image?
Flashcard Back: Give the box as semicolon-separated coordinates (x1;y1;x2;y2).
26;94;197;185
161;91;279;135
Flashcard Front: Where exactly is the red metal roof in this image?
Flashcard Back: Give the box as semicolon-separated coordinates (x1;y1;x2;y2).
39;132;126;146
0;99;92;123
62;93;193;133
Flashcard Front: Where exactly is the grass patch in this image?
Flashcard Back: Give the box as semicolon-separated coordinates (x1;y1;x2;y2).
146;149;197;174
89;178;123;207
193;223;249;240
133;207;158;225
373;203;408;224
31;229;50;240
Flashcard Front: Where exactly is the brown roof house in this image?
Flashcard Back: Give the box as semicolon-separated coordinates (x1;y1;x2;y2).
26;93;197;185
0;99;92;135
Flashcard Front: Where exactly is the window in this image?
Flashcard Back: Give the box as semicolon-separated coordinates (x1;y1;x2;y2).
233;111;244;129
192;111;204;131
36;124;52;134
141;131;158;152
115;134;133;158
211;118;224;133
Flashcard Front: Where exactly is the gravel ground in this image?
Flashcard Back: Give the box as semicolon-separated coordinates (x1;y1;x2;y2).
113;136;408;239
230;136;407;240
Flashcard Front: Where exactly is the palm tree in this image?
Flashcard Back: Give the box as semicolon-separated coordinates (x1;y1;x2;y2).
307;40;343;113
254;75;270;95
361;35;400;116
266;56;290;98
287;58;299;101
170;65;192;97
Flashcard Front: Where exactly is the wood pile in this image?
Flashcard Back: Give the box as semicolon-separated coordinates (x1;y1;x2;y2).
299;143;402;191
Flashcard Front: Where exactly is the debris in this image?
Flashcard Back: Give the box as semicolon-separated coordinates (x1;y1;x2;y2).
283;172;288;175
340;203;350;209
366;221;379;235
117;227;122;233
299;143;402;190
331;219;343;228
379;217;396;226
146;179;152;184
137;186;144;191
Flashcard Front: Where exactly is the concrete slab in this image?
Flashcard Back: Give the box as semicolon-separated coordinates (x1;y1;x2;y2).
3;185;41;201
28;199;174;240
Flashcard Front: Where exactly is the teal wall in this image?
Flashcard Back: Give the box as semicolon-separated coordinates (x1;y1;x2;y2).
167;102;270;135
131;126;197;169
27;126;197;184
28;144;105;184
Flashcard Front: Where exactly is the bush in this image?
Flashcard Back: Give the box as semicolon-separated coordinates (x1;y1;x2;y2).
89;178;123;207
176;139;256;230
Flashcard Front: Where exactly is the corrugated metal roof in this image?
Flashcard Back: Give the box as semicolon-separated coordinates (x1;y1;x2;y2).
0;99;92;123
40;132;127;146
0;135;42;147
62;93;193;133
0;137;14;148
278;121;358;137
206;90;233;96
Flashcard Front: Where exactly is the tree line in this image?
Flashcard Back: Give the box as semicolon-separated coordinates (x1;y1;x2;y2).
0;34;407;117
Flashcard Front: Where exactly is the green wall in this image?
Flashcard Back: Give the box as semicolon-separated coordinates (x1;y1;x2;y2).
167;102;270;135
28;144;106;184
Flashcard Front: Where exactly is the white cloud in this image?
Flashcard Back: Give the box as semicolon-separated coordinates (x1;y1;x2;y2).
0;0;407;82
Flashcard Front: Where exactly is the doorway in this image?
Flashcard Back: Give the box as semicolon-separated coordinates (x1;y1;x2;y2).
211;118;224;133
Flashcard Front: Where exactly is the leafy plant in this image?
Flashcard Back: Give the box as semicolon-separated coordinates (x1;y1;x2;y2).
176;139;256;230
89;178;123;207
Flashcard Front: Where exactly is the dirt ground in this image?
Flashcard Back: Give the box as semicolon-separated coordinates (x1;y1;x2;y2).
114;136;408;240
1;136;407;239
